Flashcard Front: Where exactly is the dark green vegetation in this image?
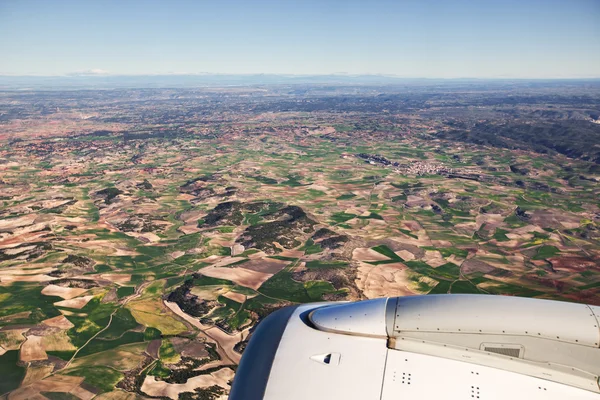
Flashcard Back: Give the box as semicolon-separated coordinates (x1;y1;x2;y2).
493;228;511;242
428;280;452;294
421;247;469;258
95;187;123;204
236;205;317;254
405;261;461;282
438;120;600;164
301;239;322;255
0;351;25;394
167;277;215;317
117;286;135;298
0;283;62;325
259;269;342;303
199;201;318;253
96;308;139;340
249;175;278;185
371;245;402;260
533;245;561;260
201;201;281;227
281;174;304;187
330;212;356;224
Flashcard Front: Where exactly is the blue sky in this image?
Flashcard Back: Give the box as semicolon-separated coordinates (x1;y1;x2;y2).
0;0;598;78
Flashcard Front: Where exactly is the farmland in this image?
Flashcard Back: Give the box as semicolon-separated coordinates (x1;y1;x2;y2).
1;81;599;398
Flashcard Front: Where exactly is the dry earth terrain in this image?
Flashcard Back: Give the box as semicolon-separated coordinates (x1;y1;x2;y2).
1;83;599;399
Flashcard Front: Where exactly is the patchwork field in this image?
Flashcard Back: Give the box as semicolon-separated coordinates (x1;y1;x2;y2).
1;83;599;398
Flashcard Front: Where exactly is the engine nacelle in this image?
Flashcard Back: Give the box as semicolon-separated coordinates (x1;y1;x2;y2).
230;295;600;400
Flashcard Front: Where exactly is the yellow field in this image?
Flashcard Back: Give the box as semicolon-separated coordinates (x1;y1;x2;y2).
42;331;77;351
127;299;187;335
0;329;27;350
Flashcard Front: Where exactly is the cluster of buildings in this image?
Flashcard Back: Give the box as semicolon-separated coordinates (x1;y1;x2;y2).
401;161;452;176
353;152;454;176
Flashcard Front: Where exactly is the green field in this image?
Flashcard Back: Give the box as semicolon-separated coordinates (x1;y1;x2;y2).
533;245;561;260
0;351;25;394
117;286;135;298
64;366;123;393
371;245;402;260
96;308;139;340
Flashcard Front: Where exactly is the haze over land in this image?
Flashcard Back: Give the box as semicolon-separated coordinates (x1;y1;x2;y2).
0;79;599;398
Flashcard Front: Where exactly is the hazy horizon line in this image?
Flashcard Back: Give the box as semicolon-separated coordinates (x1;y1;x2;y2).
1;73;599;81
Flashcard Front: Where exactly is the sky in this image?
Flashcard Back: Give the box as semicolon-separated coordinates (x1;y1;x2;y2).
0;0;599;78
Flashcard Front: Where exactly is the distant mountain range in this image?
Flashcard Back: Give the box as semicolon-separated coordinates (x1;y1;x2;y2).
1;74;599;89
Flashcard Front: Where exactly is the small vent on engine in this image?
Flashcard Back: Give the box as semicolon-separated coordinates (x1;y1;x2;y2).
480;343;524;358
484;347;521;358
